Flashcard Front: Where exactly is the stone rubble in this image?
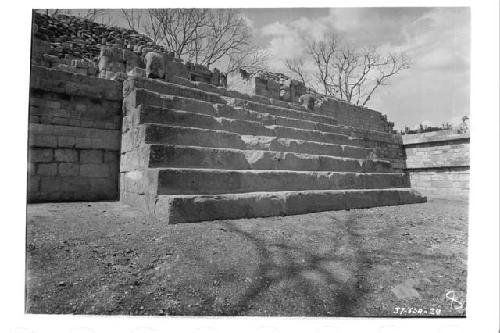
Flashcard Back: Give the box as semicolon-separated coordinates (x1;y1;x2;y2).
33;12;165;62
31;12;226;86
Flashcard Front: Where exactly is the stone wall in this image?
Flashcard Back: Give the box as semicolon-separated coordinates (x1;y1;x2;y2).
315;98;394;133
227;70;305;103
227;71;393;133
402;131;470;199
28;66;122;202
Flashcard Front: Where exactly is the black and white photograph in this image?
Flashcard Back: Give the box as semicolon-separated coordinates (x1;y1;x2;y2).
2;1;499;332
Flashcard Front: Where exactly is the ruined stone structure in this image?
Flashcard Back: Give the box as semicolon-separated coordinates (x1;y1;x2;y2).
28;66;122;202
28;12;431;223
31;12;227;88
228;70;306;103
403;131;469;199
118;75;425;223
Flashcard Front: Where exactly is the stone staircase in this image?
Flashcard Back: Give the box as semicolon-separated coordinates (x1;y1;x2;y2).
121;77;426;224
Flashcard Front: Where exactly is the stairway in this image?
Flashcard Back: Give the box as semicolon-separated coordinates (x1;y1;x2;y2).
120;77;426;224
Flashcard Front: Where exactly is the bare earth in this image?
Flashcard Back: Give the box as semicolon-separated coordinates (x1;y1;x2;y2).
26;199;468;317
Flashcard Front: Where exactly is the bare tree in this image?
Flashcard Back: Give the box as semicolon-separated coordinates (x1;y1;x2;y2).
285;57;309;86
307;34;339;96
147;9;210;60
225;44;269;75
286;32;410;106
195;9;251;68
121;9;143;31
44;9;58;16
42;9;70;17
39;9;108;23
80;9;107;22
145;9;260;72
142;12;162;43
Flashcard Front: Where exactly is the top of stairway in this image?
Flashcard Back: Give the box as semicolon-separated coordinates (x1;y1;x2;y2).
163;74;395;133
124;75;403;145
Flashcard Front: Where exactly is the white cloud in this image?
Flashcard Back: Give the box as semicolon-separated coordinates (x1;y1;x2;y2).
261;22;290;36
255;8;469;130
328;8;364;32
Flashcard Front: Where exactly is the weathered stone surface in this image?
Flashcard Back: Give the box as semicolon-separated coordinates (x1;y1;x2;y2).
28;66;121;203
80;149;103;164
30;66;122;101
227;70;305;102
33;12;165;65
150;189;426;224
145;52;165;79
118;73;426;223
129;104;398;150
299;94;316;111
146;145;391;173
403;131;470;199
154;169;407;195
139;124;374;159
316;97;394;133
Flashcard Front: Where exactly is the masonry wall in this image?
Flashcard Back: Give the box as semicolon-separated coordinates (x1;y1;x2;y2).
402;131;470;199
316;98;393;133
28;66;122;202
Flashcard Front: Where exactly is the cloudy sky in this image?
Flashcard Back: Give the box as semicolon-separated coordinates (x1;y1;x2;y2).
87;7;469;130
239;7;470;130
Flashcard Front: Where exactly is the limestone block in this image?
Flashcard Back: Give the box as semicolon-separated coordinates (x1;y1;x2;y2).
145;52;165;79
37;163;58;176
75;137;92;149
220;73;227;88
30;148;54;163
30;134;58;148
80;149;103;164
80;163;109;177
127;67;146;78
54;148;78;162
98;55;112;72
211;68;220;86
58;163;79;176
28;176;40;193
40;176;62;193
165;58;189;79
299;94;316;111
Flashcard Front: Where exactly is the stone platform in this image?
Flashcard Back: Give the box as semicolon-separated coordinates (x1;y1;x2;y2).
120;77;426;223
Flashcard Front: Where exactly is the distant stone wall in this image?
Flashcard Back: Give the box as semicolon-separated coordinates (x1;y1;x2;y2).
28;66;122;202
315;98;394;133
227;72;279;100
227;70;306;103
402;131;470;199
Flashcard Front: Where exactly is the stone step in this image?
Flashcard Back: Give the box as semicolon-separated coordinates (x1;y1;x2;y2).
138;145;392;173
126;77;331;119
164;75;396;136
122;124;376;160
147;188;426;224
131;102;341;138
124;77;226;105
152;168;409;195
128;105;365;147
126;86;338;128
125;88;401;146
128;104;273;136
164;74;299;109
222;95;340;125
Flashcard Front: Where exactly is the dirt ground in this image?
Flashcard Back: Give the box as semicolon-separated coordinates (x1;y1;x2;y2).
25;198;468;317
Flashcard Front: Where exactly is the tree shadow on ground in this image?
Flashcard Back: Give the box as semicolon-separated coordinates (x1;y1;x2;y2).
211;213;375;316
